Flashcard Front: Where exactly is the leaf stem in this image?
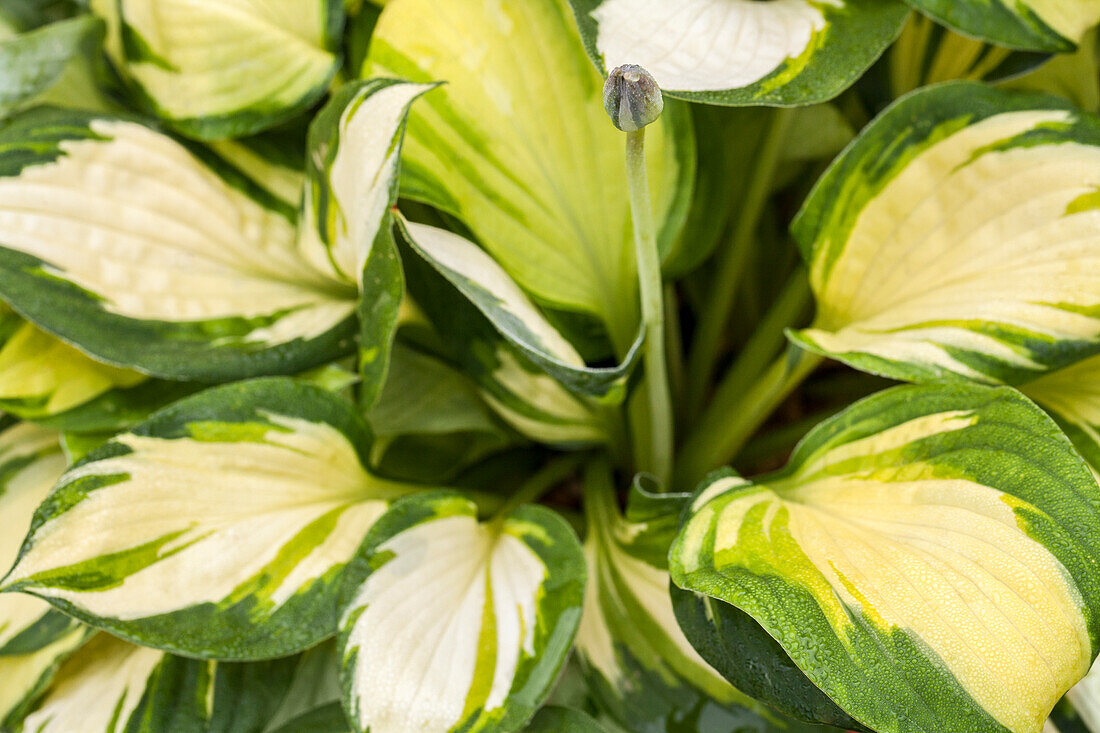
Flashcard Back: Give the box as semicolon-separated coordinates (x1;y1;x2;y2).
702;267;812;421
675;347;822;490
625;128;673;486
581;456;620;532
665;283;686;411
683;108;795;422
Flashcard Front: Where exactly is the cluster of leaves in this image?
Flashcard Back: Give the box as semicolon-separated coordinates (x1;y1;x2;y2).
3;1;1100;732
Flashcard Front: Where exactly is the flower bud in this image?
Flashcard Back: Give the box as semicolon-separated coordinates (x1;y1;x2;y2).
603;64;664;132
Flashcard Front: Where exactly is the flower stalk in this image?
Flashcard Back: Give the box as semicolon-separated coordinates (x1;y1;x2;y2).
606;65;674;485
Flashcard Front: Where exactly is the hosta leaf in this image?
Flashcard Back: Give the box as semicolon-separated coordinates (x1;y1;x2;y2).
400;225;610;447
0;626;88;729
0;378;420;659
0;311;145;422
1005;30;1100;115
35;359;349;439
365;0;693;346
0;107;359;382
667;106;769;279
399;219;639;402
1023;354;1100;471
267;703;352;733
355;227;403;411
669;586;867;731
264;643;344;732
781;104;858;166
89;0;343;139
367;343;513;482
1050;661;1100;732
0;14;103;119
577;468;828;733
32;380;201;435
670;383;1100;733
344;1;381;77
206;132;306;212
0;423;79;658
791;82;1100;386
18;634;297;733
299;80;431;287
666;103;852;278
297;79;432;407
0;304;206;435
369;344;503;441
866;12;1048;104
0;422;88;727
475;350;608;446
567;0;908;106
0;2;71;32
59;431;115;466
905;0;1100;53
338;492;585;733
526;706;604;732
0;7;117;119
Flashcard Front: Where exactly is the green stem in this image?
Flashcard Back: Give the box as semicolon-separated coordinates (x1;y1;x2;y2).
665;283;686;414
703;267;811;420
625;128;673;485
684;108;795;422
675;348;823;489
493;453;585;519
581;456;620;532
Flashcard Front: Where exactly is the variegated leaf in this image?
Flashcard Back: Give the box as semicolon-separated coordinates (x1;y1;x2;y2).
1049;660;1100;732
0;421;88;727
871;12;1048;101
300;81;431;288
32;379;201;436
32;357;350;439
578;468;831;733
89;0;343;139
338;492;585;733
0;107;362;381
905;0;1100;53
791;82;1100;386
670;383;1100;733
205;132;306;212
398;219;639;402
0;305;208;435
0;422;79;658
669;585;868;731
18;634;297;733
365;0;693;347
1005;32;1100;112
0;378;422;659
0;308;146;422
476;348;610;447
399;225;610;447
0;623;88;729
297;79;432;407
1024;354;1100;472
567;0;908;106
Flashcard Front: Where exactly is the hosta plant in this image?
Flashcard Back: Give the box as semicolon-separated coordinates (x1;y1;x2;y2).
5;1;1100;732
